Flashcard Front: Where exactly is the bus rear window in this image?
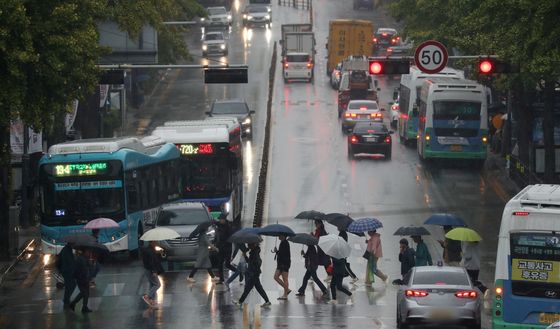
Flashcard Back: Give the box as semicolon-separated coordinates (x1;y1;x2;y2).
286;55;309;62
433;101;481;120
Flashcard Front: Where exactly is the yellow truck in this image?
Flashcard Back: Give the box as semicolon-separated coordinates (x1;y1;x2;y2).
326;19;374;76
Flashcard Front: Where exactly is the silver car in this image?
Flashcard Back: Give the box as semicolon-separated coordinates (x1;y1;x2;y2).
396;266;482;329
150;202;215;263
341;100;382;133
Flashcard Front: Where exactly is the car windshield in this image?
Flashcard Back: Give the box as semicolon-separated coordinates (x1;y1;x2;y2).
286;54;310;62
208;7;226;15
413;271;470;285
205;33;223;41
377;29;396;36
212;102;248;114
156;208;211;226
248;7;267;13
348;101;378;110
354;122;387;133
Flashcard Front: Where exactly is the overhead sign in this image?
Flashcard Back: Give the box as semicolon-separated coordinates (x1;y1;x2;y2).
414;40;448;74
204;67;248;84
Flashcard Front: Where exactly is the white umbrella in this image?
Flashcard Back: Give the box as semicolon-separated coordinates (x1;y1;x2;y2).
84;217;119;229
318;234;351;259
140;227;180;241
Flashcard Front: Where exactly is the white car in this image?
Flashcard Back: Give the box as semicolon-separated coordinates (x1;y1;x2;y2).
202;32;228;56
242;4;271;27
202;7;232;27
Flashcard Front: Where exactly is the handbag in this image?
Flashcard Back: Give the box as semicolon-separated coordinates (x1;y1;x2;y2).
362;250;371;260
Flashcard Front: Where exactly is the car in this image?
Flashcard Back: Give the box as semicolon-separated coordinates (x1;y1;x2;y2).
396;266;482;329
341;100;382;133
353;0;373;10
330;62;342;89
149;202;215;263
242;4;271;27
387;38;414;57
201;6;232;27
206;99;255;138
202;31;228;56
373;28;400;53
347;121;392;159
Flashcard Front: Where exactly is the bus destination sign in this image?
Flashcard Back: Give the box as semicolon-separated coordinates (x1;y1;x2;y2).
177;143;214;155
54;162;109;177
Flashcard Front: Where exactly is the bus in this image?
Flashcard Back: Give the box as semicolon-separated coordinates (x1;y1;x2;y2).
493;184;560;329
398;66;465;145
417;77;488;165
38;136;182;255
151;119;243;224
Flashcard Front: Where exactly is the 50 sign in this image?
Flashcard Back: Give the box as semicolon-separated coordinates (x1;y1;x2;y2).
414;40;449;74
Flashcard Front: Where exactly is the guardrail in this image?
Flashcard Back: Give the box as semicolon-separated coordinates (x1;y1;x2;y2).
0;238;36;287
278;0;311;10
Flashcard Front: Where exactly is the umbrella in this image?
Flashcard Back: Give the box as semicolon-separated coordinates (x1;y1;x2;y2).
324;213;353;230
547;321;560;329
393;226;431;236
228;227;262;243
347;217;383;233
288;233;318;245
140;227;180;241
445;227;482;242
84;217;119;229
258;224;296;237
188;221;215;239
294;210;325;221
318;234;351;259
424;213;467;227
228;232;262;244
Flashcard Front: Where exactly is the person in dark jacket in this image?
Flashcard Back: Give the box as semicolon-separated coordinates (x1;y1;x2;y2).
329;257;352;304
89;229;101;287
398;238;416;278
274;234;291;300
69;249;92;313
295;245;328;297
142;241;165;308
438;226;462;266
57;242;76;308
215;213;237;283
234;243;271;308
338;227;358;283
312;220;331;281
187;226;217;283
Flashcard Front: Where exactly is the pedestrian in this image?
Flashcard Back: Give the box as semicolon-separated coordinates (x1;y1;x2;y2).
312;220;331;281
89;229;101;287
69;249;92;313
142;240;165;308
295;245;328;297
338;227;358;283
411;235;432;266
225;243;248;289
233;243;271;308
438;226;462;266
215;213;237;284
365;230;388;285
187;225;218;283
329;257;353;304
398;238;416;278
462;241;481;282
56;242;76;309
274;234;292;300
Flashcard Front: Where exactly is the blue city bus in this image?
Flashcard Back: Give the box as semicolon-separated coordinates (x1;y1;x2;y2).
38;136;182;256
153;119;243;224
417;77;488;166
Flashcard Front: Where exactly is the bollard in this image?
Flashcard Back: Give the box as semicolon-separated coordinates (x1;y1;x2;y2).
242;303;250;329
253;305;261;328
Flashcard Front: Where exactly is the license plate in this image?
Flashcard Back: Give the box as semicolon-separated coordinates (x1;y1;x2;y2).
430;309;453;320
450;145;462;151
539;313;560;324
366;137;377;142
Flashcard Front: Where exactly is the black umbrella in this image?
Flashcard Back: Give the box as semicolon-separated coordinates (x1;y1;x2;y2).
259;224;296;237
228;231;262;244
227;227;262;243
294;210;325;221
288;233;318;245
188;221;215;239
324;213;354;230
393;226;431;236
72;240;109;254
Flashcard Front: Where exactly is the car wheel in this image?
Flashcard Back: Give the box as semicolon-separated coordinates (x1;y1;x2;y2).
397;307;408;329
468;320;481;329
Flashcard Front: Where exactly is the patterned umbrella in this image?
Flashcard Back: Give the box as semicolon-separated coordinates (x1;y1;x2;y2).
84;217;119;229
347;217;383;233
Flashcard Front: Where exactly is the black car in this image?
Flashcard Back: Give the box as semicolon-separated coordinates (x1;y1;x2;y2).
373;28;400;52
206;99;255;138
353;0;373;10
347;122;392;159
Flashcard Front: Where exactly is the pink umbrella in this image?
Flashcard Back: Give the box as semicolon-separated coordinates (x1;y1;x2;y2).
84;217;119;229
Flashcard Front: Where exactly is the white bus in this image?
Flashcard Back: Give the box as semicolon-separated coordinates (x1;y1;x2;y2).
398;66;464;144
493;184;560;328
417;77;488;165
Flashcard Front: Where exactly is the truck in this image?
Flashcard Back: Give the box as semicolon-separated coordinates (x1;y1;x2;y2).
280;24;315;83
337;70;379;117
326;19;374;76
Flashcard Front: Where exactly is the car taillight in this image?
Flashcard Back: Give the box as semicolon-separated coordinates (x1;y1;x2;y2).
482;135;488;144
382;33;388;37
513;211;529;216
307;62;313;68
371;113;382;119
455;291;478;299
372;37;378;43
350;135;359;144
384;136;391;143
391;38;397;44
359;107;367;111
391;104;399;111
405;290;429;297
284;62;289;68
387;48;393;53
401;113;408;119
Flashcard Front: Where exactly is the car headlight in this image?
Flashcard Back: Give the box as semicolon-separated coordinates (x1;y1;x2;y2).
243;14;247;19
200;17;205;22
265;15;270;20
224;201;231;214
227;15;232;20
154;246;163;252
202;45;207;50
243;117;251;124
247;15;253;20
220;44;226;49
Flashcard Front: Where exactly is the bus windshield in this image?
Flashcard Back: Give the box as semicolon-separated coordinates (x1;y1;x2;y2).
433;101;481;120
181;156;232;198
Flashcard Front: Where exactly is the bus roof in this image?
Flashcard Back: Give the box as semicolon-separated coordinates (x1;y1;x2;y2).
508;184;560;208
46;136;167;155
163;118;240;133
422;77;484;91
152;125;230;144
400;66;465;87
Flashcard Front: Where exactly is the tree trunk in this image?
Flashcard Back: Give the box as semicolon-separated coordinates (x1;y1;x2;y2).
543;79;556;183
0;123;12;260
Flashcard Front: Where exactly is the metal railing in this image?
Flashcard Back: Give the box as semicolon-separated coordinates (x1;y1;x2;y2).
278;0;311;10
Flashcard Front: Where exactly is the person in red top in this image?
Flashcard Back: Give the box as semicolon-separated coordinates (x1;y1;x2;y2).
312;220;332;282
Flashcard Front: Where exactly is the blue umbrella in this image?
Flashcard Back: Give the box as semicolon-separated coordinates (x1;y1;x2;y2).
347;217;383;233
258;224;296;237
424;213;467;227
228;227;262;243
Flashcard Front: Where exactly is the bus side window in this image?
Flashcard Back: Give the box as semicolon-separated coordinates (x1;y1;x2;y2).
127;185;140;213
141;179;149;210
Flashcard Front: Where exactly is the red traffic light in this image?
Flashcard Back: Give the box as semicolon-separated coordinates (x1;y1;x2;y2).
478;58;519;74
369;61;383;74
479;60;493;74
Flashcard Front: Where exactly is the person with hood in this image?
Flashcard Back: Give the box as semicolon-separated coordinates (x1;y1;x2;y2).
295;245;328;297
233;243;271;308
274;234;291;300
56;242;76;309
69;249;92;313
187;225;217;283
215;213;237;284
399;238;416;278
365;230;388;284
142;241;165;308
412;235;432;266
312;220;331;281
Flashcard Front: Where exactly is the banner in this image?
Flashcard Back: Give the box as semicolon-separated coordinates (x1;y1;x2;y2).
65;99;79;133
512;258;560;284
10;120;43;155
100;84;110;108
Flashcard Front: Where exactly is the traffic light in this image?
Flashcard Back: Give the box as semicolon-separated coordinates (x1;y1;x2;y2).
478;58;519;74
368;59;410;75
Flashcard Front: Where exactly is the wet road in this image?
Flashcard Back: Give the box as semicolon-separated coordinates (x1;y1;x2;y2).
0;1;509;328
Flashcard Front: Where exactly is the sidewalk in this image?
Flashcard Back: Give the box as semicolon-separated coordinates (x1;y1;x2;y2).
483;151;522;200
0;225;40;278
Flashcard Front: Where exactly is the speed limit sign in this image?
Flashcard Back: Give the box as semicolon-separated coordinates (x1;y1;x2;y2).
414;40;448;74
